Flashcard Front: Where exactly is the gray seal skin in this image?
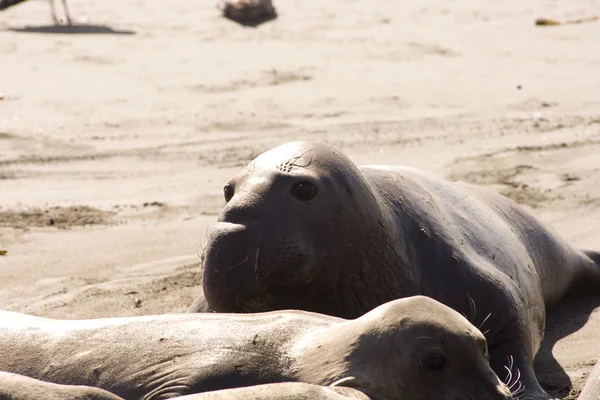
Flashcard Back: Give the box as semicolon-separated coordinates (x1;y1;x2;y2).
0;371;124;400
174;383;370;400
195;141;600;400
579;360;600;400
0;296;511;400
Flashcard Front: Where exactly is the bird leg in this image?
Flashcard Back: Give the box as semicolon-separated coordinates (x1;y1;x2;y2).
48;0;59;24
61;0;72;25
48;0;73;25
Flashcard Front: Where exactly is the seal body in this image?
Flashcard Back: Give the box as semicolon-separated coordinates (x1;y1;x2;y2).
0;371;124;400
0;297;510;400
174;383;370;400
196;141;600;400
0;373;366;400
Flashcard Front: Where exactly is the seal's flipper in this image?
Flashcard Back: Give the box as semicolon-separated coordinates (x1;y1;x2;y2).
573;250;600;293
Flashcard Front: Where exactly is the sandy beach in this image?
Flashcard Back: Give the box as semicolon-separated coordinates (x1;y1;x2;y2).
1;0;599;397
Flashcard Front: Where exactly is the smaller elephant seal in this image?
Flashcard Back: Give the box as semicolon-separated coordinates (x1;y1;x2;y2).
0;371;124;400
579;360;600;400
0;296;511;400
175;383;369;400
196;141;600;400
217;0;276;23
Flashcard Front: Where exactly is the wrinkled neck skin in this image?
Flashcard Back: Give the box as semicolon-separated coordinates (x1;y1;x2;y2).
330;182;419;319
290;321;398;400
290;323;369;393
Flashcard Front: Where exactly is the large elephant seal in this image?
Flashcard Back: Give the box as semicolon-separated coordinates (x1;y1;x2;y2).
0;371;124;400
175;383;369;400
0;296;511;400
194;141;600;400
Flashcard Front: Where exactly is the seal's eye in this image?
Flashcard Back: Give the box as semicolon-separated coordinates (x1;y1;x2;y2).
223;184;234;202
420;353;447;371
290;181;317;201
482;343;489;360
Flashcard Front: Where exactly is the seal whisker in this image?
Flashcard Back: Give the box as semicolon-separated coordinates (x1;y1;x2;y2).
508;373;523;395
503;355;525;399
467;293;477;324
502;355;516;386
227;252;250;270
478;312;492;330
503;365;513;386
254;248;260;275
511;381;525;398
508;376;520;391
511;381;524;395
508;368;521;391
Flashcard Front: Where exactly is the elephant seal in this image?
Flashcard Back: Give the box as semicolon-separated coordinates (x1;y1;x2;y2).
195;141;600;400
0;371;124;400
175;383;369;400
0;296;511;400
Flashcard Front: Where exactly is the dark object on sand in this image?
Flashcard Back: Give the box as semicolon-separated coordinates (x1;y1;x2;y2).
217;0;276;24
535;16;598;26
0;0;73;25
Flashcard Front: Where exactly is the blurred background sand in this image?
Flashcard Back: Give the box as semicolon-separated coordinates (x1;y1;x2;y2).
1;0;599;397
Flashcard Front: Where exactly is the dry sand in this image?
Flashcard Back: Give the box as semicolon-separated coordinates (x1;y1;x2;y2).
1;0;599;398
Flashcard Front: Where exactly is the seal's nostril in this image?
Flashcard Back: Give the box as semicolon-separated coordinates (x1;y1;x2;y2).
223;184;235;202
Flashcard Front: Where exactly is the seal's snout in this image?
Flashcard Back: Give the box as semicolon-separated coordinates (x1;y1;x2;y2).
473;374;513;400
218;204;259;224
202;223;259;312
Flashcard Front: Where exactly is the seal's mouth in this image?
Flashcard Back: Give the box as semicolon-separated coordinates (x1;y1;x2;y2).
202;223;261;312
330;376;371;390
203;220;314;313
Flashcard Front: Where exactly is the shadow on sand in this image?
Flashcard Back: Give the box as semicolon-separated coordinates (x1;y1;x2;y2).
6;24;136;35
534;292;600;398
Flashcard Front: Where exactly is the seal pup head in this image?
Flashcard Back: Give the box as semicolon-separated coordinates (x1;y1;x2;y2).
297;296;514;400
201;142;404;316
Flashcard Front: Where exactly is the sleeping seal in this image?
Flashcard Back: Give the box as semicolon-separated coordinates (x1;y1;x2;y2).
195;141;600;399
0;296;510;400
